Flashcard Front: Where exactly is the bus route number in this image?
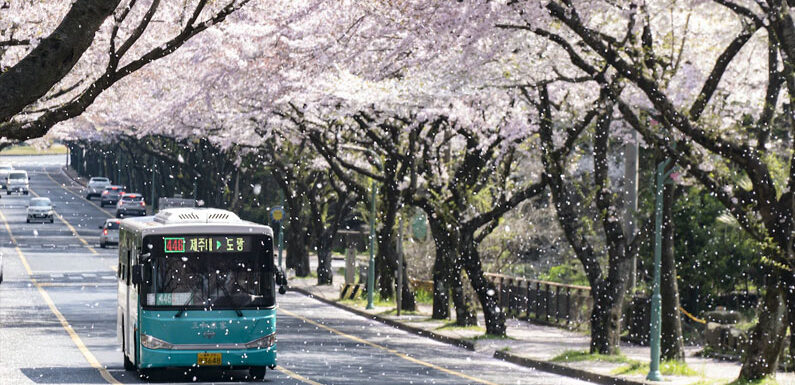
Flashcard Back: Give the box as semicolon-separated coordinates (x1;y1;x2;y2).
164;237;186;253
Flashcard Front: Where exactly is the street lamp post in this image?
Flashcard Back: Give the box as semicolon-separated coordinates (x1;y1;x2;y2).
647;156;674;382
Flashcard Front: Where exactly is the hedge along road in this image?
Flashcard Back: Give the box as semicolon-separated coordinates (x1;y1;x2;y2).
0;157;594;384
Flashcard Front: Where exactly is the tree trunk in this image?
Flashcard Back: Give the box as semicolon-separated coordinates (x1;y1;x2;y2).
451;269;478;326
661;182;685;361
429;218;454;319
399;261;416;311
739;277;788;380
589;281;625;354
432;261;450;319
376;190;399;300
286;201;310;277
317;248;333;285
461;231;505;336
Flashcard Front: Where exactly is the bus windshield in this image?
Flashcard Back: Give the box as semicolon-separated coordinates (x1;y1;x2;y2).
141;235;274;310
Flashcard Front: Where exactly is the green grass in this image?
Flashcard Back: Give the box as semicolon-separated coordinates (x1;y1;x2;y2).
1;144;67;155
338;292;394;308
414;287;433;305
436;321;485;332
612;360;700;377
469;333;515;341
379;308;421;316
550;349;632;364
292;271;318;279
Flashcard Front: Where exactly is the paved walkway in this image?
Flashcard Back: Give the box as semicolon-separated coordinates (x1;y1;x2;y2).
289;266;795;385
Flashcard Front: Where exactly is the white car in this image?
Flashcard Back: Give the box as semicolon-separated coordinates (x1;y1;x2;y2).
7;170;29;195
27;197;54;223
0;165;14;189
85;177;110;199
98;219;120;248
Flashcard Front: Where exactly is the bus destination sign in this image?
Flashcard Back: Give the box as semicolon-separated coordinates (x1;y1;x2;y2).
164;236;252;253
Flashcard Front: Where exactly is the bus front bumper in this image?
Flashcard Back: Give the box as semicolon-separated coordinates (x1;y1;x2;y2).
140;346;276;369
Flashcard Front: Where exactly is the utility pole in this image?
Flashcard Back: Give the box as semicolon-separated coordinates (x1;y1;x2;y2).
151;159;156;212
367;180;377;310
624;130;639;290
648;156;675;382
278;191;285;272
396;215;404;316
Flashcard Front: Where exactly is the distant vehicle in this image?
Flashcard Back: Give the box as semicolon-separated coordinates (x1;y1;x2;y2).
116;193;146;218
7;170;29;195
85;177;111;199
27;197;54;223
100;185;126;207
158;197;200;210
98;219;121;248
118;208;282;378
0;165;14;189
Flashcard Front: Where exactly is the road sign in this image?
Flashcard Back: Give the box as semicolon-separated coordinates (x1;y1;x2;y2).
412;211;427;241
271;206;285;222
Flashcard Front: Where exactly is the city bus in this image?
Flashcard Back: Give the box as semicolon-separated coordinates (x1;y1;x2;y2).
117;208;282;380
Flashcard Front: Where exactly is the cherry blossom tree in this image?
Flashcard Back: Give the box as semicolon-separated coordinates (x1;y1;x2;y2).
0;0;252;142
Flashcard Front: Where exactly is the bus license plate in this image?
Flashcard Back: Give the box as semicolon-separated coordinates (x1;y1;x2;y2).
197;353;222;366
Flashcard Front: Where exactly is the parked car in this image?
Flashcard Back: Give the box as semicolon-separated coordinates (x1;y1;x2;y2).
100;185;125;207
27;197;54;223
7;170;29;195
0;165;14;189
85;177;110;199
116;193;146;217
98;219;121;248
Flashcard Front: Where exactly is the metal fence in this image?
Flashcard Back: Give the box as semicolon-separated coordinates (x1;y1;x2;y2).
409;273;593;329
484;273;592;329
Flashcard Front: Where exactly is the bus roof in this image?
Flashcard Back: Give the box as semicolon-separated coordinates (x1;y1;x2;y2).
119;208;272;238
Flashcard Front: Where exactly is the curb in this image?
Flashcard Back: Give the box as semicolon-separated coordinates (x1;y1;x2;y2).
288;286;476;351
493;350;649;385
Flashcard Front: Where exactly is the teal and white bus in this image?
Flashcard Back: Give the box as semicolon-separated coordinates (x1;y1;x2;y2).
117;208;282;379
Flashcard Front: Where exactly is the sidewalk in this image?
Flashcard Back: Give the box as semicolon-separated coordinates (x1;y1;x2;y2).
289;268;795;385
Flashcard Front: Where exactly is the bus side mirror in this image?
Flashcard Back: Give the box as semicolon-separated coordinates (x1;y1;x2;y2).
131;265;143;285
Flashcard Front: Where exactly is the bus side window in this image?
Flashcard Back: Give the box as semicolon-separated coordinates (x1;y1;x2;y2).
125;250;131;285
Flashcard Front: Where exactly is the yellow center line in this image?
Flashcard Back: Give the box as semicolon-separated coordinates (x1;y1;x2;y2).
275;365;325;385
0;210;121;384
45;171;114;217
28;188;98;255
279;308;500;385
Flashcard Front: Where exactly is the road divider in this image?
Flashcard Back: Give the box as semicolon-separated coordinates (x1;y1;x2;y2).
279;307;499;385
0;209;121;384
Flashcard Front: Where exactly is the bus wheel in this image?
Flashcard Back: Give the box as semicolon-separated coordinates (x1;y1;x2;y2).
249;367;266;380
123;353;135;371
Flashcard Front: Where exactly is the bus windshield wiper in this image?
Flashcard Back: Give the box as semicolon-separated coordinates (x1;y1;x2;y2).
174;291;197;318
217;277;244;317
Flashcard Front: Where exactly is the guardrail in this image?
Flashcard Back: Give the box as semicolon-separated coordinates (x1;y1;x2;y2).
409;273;593;329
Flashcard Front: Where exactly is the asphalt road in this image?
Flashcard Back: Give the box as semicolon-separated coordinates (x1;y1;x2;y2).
0;156;593;385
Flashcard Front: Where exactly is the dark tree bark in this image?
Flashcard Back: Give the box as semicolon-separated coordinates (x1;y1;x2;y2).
739;277;788;380
461;230;505;335
661;181;685;361
0;0;120;123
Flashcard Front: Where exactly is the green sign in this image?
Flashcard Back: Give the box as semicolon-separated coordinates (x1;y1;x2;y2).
412;211;427;241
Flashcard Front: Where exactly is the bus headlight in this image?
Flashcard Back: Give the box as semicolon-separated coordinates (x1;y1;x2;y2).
141;334;173;350
245;333;276;349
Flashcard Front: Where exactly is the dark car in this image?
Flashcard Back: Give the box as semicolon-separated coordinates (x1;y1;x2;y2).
116;193;146;217
100;185;125;207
